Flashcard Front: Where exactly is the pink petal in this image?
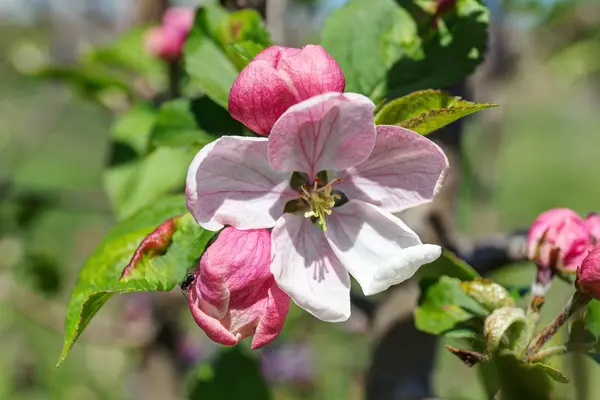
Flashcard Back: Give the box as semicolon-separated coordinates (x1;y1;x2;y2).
325;200;442;296
271;214;351;322
188;286;239;346
228;61;299;135
277;45;345;100
335;125;449;214
186;136;296;230
195;228;272;318
251;281;291;349
268;93;376;177
253;45;302;65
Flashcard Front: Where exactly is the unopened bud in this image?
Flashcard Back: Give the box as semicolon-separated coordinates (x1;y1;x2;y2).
577;244;600;299
527;208;591;271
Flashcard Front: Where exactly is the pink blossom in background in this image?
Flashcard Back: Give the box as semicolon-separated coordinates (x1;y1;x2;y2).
186;92;448;322
577;244;600;299
145;6;195;61
527;208;593;271
228;45;345;135
584;213;600;244
162;6;195;35
187;227;290;349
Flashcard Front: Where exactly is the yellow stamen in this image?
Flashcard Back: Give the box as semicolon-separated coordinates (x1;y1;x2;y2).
299;177;343;231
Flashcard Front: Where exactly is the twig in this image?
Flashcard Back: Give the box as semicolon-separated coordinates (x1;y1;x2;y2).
526;291;591;356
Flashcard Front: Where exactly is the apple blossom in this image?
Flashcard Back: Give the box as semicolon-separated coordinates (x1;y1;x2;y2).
527;208;592;271
186;92;448;322
187;227;290;349
228;45;345;135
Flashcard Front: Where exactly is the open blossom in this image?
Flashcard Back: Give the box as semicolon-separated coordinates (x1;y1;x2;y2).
228;45;345;135
145;6;195;61
528;208;593;271
187;92;448;322
187;227;290;349
577;244;600;299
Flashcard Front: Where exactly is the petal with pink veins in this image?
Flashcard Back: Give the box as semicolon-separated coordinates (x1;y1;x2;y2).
186;136;296;230
271;214;351;322
277;45;345;100
228;61;299;135
335;125;449;214
325;200;442;296
251;282;291;349
268;92;376;177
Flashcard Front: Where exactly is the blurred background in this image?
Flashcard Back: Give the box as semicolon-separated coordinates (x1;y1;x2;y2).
1;0;600;399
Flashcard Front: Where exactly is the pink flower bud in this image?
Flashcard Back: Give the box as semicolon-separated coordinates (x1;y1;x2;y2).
187;227;290;349
577;244;600;299
145;26;188;61
228;45;345;135
527;208;592;271
162;7;195;36
584;213;600;244
145;7;195;62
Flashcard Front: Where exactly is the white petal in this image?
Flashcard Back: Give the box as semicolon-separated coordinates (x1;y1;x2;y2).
268;92;376;177
325;200;441;296
186;136;296;230
271;214;351;322
335;125;449;213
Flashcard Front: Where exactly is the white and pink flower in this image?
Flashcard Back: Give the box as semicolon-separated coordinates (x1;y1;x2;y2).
186;90;448;322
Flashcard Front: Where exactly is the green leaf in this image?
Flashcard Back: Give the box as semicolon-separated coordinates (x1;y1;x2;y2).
494;354;553;398
416;250;479;280
218;9;271;47
584;299;600;340
415;276;488;334
322;0;419;99
30;65;131;100
184;8;240;108
104;146;197;220
111;103;156;157
85;26;164;79
374;89;496;134
59;197;213;365
225;41;266;70
189;348;270;400
530;362;570;384
387;0;489;98
483;307;527;355
150;97;244;148
461;278;515;312
150;99;217;148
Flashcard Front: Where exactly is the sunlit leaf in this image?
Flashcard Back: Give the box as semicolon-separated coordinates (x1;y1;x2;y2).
58;199;213;365
415;276;488;334
374;89;496;134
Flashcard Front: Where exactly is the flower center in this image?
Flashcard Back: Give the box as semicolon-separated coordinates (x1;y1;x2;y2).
300;177;343;231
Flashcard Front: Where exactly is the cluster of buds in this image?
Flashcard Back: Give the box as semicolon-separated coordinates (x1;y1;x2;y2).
145;7;195;61
527;209;600;272
527;208;600;301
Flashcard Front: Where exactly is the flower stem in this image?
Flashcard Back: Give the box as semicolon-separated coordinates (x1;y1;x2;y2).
526;291;591;356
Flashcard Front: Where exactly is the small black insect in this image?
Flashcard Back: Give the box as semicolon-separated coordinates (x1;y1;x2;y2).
180;273;195;299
